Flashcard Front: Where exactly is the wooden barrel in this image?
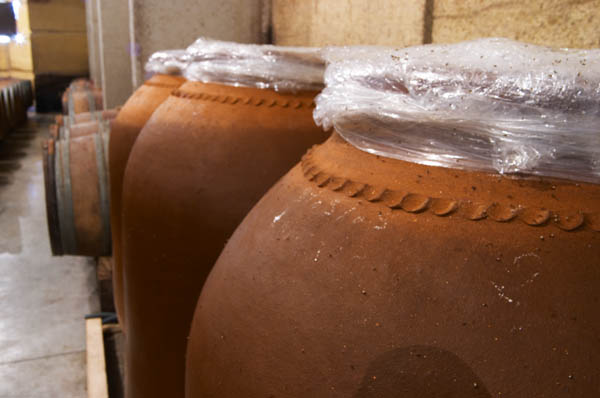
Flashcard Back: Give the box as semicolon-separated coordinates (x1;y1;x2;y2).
62;87;103;115
55;108;120;128
2;82;16;129
62;84;103;114
50;108;121;142
48;124;58;139
0;79;32;138
42;121;111;256
0;86;9;139
21;80;33;108
62;78;95;95
12;81;27;125
42;139;62;255
69;78;94;89
50;120;111;141
15;79;33;119
61;80;94;110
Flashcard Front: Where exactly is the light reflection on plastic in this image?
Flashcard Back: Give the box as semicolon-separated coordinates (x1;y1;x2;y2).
0;35;10;45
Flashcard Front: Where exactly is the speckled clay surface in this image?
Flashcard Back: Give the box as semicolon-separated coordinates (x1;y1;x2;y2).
121;81;329;398
186;132;600;398
108;74;185;333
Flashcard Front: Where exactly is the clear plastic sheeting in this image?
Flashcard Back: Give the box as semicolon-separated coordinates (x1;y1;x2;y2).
145;49;191;76
184;38;325;92
314;38;600;184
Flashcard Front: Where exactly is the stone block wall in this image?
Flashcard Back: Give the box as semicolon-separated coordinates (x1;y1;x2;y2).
88;0;267;108
273;0;600;49
432;0;600;48
86;0;600;108
272;0;429;47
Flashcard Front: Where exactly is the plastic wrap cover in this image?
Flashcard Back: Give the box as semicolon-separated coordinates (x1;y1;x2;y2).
314;38;600;184
184;38;325;92
145;49;191;76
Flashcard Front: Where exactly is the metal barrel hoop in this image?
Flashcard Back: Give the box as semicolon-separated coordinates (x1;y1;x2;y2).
86;89;96;113
68;90;75;116
94;121;111;255
55;136;78;253
43;139;63;255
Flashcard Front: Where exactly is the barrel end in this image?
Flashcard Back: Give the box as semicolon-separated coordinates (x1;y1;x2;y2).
42;139;64;256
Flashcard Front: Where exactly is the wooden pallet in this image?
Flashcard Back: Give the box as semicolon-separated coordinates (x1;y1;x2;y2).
86;318;109;398
87;256;124;397
86;320;125;398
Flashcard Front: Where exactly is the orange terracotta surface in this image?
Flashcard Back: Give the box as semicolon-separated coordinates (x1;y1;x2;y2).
108;74;185;333
186;132;600;397
121;81;329;398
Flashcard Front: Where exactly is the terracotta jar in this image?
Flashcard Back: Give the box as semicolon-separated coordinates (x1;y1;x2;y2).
186;132;600;397
108;73;185;332
121;81;329;398
42;123;110;256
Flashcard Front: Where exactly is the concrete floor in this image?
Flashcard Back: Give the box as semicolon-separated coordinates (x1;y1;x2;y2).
0;115;99;397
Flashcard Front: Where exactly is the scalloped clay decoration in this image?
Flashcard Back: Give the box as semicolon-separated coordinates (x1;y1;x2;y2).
120;81;329;398
108;74;186;334
185;132;600;397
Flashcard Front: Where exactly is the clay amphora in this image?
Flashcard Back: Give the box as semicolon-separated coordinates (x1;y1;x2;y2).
186;132;600;398
108;74;185;332
121;81;329;398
